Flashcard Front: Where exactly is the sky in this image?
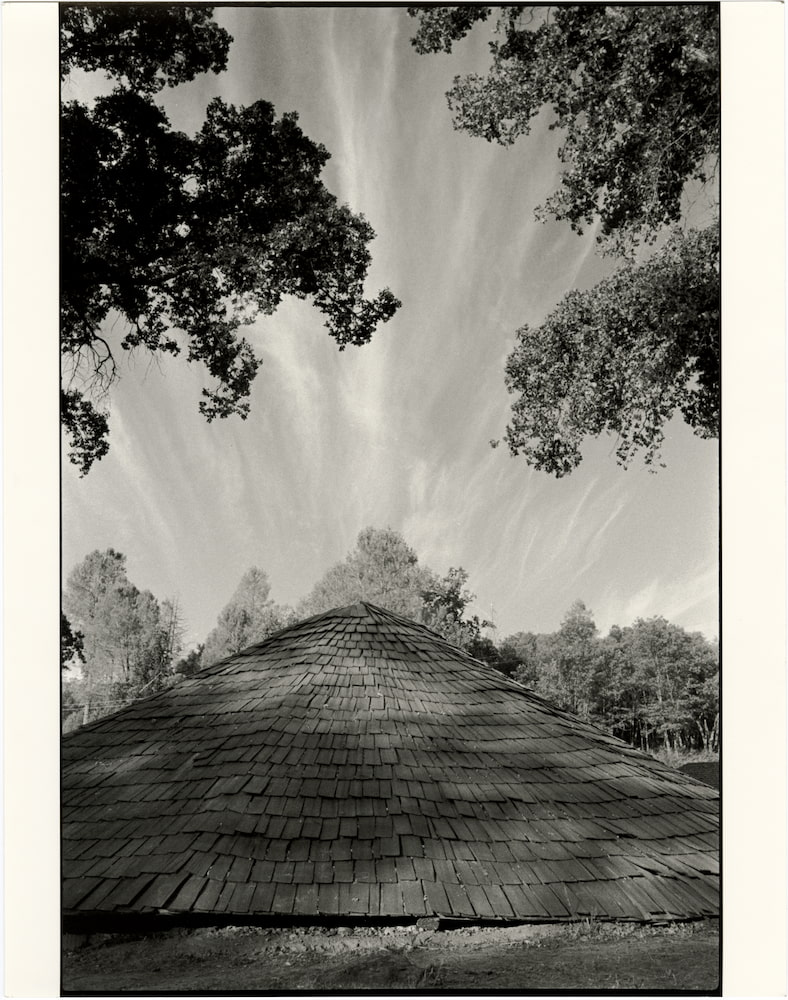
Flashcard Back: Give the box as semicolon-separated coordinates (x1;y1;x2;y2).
61;6;719;651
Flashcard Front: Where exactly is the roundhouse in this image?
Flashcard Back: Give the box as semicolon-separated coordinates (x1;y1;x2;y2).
63;602;719;929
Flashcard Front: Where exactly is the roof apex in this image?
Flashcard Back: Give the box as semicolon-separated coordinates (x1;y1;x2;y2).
331;600;377;617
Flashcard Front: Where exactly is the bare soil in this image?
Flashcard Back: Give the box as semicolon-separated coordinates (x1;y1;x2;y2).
63;918;719;993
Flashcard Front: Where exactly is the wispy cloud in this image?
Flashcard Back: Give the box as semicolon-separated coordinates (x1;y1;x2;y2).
595;562;719;639
568;495;629;584
62;8;719;649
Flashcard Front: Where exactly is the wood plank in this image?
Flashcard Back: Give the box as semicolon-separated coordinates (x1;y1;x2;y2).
228;882;256;913
167;875;209;913
191;878;224;912
481;884;515;919
293;882;319;914
401;880;427;916
379;882;404;917
135;873;191;910
270;883;297;914
443;882;475;917
100;874;158;910
464;884;496;919
317;882;340;916
423;881;451;915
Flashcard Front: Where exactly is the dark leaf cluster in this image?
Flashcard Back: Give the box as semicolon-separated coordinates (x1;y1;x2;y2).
60;5;231;93
61;6;400;473
410;5;720;473
61;612;85;671
504;226;719;475
410;4;719;249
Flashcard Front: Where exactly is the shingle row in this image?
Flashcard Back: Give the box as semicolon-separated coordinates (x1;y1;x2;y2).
63;602;719;924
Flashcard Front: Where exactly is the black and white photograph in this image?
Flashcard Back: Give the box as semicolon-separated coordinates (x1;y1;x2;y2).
57;5;723;991
2;1;783;995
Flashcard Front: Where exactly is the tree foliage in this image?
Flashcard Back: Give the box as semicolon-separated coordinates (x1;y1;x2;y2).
504;226;719;475
296;528;486;649
61;612;85;671
421;566;489;648
61;6;400;474
61;389;110;477
61;682;85;734
534;599;598;716
203;568;295;666
616;616;719;752
500;603;718;753
409;5;720;473
464;635;523;677
297;528;434;622
409;4;719;249
61;4;231;93
62;549;182;723
174;644;205;677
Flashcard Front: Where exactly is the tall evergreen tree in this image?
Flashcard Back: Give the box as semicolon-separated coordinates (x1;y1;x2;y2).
203;568;294;666
296;528;435;622
296;528;486;650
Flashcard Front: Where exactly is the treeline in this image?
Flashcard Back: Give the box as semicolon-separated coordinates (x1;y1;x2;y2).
61;529;486;729
62;529;718;754
475;602;719;755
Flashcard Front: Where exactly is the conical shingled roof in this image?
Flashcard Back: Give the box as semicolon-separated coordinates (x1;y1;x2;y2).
63;602;719;925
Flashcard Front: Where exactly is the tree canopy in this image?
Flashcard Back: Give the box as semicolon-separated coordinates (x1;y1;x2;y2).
495;603;719;753
409;5;720;473
504;226;719;475
61;5;232;93
61;5;400;474
593;615;719;752
61;612;85;672
295;527;486;648
174;644;205;678
421;566;489;649
296;528;435;622
409;4;719;249
63;549;183;722
535;599;598;716
202;567;295;666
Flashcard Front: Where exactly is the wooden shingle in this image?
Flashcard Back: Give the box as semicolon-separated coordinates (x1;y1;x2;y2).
63;602;718;925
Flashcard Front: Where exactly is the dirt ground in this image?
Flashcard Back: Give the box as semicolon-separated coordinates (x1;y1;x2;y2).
63;918;719;993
